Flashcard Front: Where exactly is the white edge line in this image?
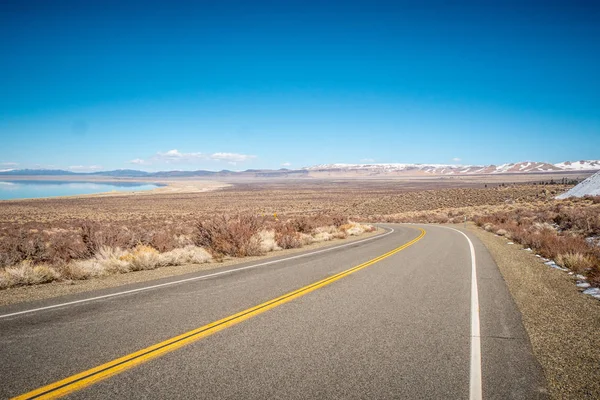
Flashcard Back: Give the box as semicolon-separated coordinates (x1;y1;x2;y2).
441;226;482;400
0;227;395;320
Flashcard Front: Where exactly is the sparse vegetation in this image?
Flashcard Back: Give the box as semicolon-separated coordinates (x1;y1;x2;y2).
0;206;373;289
1;180;595;289
378;195;600;286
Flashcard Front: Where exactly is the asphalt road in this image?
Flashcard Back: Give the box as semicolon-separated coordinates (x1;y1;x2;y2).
0;225;548;399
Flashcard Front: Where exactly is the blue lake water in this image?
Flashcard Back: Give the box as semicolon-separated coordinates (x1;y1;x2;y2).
0;180;164;200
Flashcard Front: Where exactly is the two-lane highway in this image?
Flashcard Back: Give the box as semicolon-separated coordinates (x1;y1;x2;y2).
0;225;547;399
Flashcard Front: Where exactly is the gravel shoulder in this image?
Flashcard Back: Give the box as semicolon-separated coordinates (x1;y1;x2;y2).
468;224;600;399
0;229;382;307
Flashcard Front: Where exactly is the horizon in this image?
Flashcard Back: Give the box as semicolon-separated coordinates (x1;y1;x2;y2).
1;1;599;171
1;158;600;174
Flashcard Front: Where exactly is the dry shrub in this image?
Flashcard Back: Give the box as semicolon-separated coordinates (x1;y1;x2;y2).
299;233;314;245
556;253;596;273
495;229;508;237
0;210;371;289
313;231;333;242
94;246;130;273
258;230;281;252
195;215;263;257
275;224;302;249
57;262;96;281
46;232;88;265
80;222;135;257
159;246;212;266
342;223;365;236
287;214;348;234
333;230;348;239
471;202;600;284
120;245;161;271
0;261;60;288
149;230;179;252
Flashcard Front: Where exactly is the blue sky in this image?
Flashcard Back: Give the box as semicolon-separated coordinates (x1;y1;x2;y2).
1;0;599;171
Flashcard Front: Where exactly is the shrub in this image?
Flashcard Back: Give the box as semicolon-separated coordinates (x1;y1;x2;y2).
0;261;60;288
57;261;96;281
274;225;302;249
0;211;371;290
313;231;333;242
159;246;212;266
556;253;596;273
120;245;162;271
195;215;263;257
258;230;281;252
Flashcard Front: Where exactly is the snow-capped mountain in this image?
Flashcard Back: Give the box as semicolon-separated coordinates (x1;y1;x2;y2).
304;160;600;175
553;160;600;171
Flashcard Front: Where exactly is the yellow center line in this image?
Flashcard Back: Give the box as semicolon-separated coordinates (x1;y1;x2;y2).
13;228;426;400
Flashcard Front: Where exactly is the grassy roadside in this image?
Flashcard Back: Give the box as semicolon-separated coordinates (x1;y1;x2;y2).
0;227;382;307
469;224;600;399
0;213;374;290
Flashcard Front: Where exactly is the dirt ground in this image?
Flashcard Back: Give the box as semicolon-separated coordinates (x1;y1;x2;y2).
0;180;571;224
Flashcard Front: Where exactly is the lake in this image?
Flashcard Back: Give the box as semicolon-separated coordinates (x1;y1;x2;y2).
0;180;165;200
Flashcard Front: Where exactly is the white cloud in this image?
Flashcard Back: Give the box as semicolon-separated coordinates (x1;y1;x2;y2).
281;162;292;167
128;158;148;165
152;149;256;164
67;165;103;172
360;158;375;163
1;162;18;167
126;149;257;168
452;157;461;162
210;152;256;162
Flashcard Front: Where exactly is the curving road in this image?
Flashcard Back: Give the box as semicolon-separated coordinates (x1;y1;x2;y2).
0;225;547;399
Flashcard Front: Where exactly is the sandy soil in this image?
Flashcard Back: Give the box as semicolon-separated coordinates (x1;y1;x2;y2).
469;224;600;399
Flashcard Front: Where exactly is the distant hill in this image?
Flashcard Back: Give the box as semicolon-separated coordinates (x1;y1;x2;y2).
89;169;151;177
0;160;598;179
0;169;78;176
0;168;309;178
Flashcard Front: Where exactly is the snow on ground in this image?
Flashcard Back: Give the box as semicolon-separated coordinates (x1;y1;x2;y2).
556;170;600;199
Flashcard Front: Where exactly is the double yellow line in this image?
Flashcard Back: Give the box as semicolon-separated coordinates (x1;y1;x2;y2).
14;228;425;399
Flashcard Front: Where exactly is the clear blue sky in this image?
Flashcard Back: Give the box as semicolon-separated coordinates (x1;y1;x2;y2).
1;0;599;171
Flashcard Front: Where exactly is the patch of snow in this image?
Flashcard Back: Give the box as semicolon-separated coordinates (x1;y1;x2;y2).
556;170;600;199
585;236;600;247
577;281;591;288
576;274;587;280
545;260;569;271
507;242;514;245
583;287;600;300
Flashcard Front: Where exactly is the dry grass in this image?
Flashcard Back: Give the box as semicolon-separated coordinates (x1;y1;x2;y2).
0;208;373;289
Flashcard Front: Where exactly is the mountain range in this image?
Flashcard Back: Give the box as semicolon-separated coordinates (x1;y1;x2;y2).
0;160;598;178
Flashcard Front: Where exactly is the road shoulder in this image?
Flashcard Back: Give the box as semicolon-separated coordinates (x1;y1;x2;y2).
469;224;600;399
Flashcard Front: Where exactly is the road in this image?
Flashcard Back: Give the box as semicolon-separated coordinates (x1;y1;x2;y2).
0;224;547;399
